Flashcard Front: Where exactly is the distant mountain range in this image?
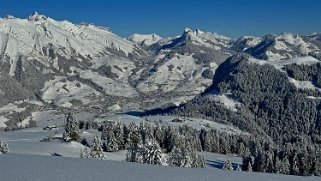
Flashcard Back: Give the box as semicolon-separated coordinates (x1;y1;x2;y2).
0;12;320;130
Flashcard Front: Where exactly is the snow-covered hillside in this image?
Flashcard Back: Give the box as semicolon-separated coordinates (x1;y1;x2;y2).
0;154;318;181
245;33;321;61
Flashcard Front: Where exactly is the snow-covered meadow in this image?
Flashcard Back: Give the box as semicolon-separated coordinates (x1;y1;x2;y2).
0;154;319;181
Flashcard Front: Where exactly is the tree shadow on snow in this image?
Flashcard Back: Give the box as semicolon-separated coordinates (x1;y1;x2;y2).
206;159;240;170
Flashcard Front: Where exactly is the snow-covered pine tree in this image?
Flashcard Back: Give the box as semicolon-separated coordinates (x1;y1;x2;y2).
278;157;291;175
237;142;246;157
265;151;275;173
223;159;234;170
313;152;321;176
164;126;178;152
126;139;144;163
153;125;165;148
167;136;204;168
127;122;141;147
203;129;220;153
291;154;300;175
114;122;125;150
253;151;266;172
143;139;165;165
105;131;119;152
139;122;154;144
87;135;106;160
0;141;9;154
63;112;80;142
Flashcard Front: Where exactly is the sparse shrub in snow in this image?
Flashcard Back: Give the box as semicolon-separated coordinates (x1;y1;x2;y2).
80;147;90;159
0;141;9;154
63;112;80;142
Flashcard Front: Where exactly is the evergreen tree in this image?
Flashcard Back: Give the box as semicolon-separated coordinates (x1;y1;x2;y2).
265;151;275;173
279;157;291;175
242;156;253;171
127;122;141;147
63;112;80;142
81;135;106;160
104;131;119;152
237;142;246;157
126;140;144;163
253;151;266;172
114;122;125;150
143;140;165;165
291;153;300;175
154;125;165;148
167;136;205;168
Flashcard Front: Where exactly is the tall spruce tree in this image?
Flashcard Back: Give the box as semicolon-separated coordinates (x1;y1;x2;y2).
89;135;106;160
63;112;80;142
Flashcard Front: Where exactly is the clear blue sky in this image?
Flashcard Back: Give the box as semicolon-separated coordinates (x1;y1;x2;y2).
1;0;321;38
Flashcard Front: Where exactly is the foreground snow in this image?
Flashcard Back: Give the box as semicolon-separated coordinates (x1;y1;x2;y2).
0;154;318;181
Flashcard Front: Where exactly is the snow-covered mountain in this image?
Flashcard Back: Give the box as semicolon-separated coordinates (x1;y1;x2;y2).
0;12;321;130
0;14;234;129
0;12;145;69
1;13;321;179
128;33;162;46
149;28;232;51
231;36;262;51
245;33;321;60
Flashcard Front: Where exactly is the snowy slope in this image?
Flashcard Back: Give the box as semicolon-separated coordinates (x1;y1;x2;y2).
0;154;318;181
248;56;321;91
0;12;139;58
231;36;262;51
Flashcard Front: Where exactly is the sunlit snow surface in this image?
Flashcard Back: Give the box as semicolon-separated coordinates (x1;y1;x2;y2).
0;154;318;181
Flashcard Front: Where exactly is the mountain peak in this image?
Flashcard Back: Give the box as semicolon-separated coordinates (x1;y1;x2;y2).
128;33;162;46
28;11;48;21
184;27;193;33
4;15;16;20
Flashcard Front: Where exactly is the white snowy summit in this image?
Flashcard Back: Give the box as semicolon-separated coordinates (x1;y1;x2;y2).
128;33;162;46
0;12;141;63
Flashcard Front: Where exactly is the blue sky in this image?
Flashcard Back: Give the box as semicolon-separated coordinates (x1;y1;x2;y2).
1;0;321;38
